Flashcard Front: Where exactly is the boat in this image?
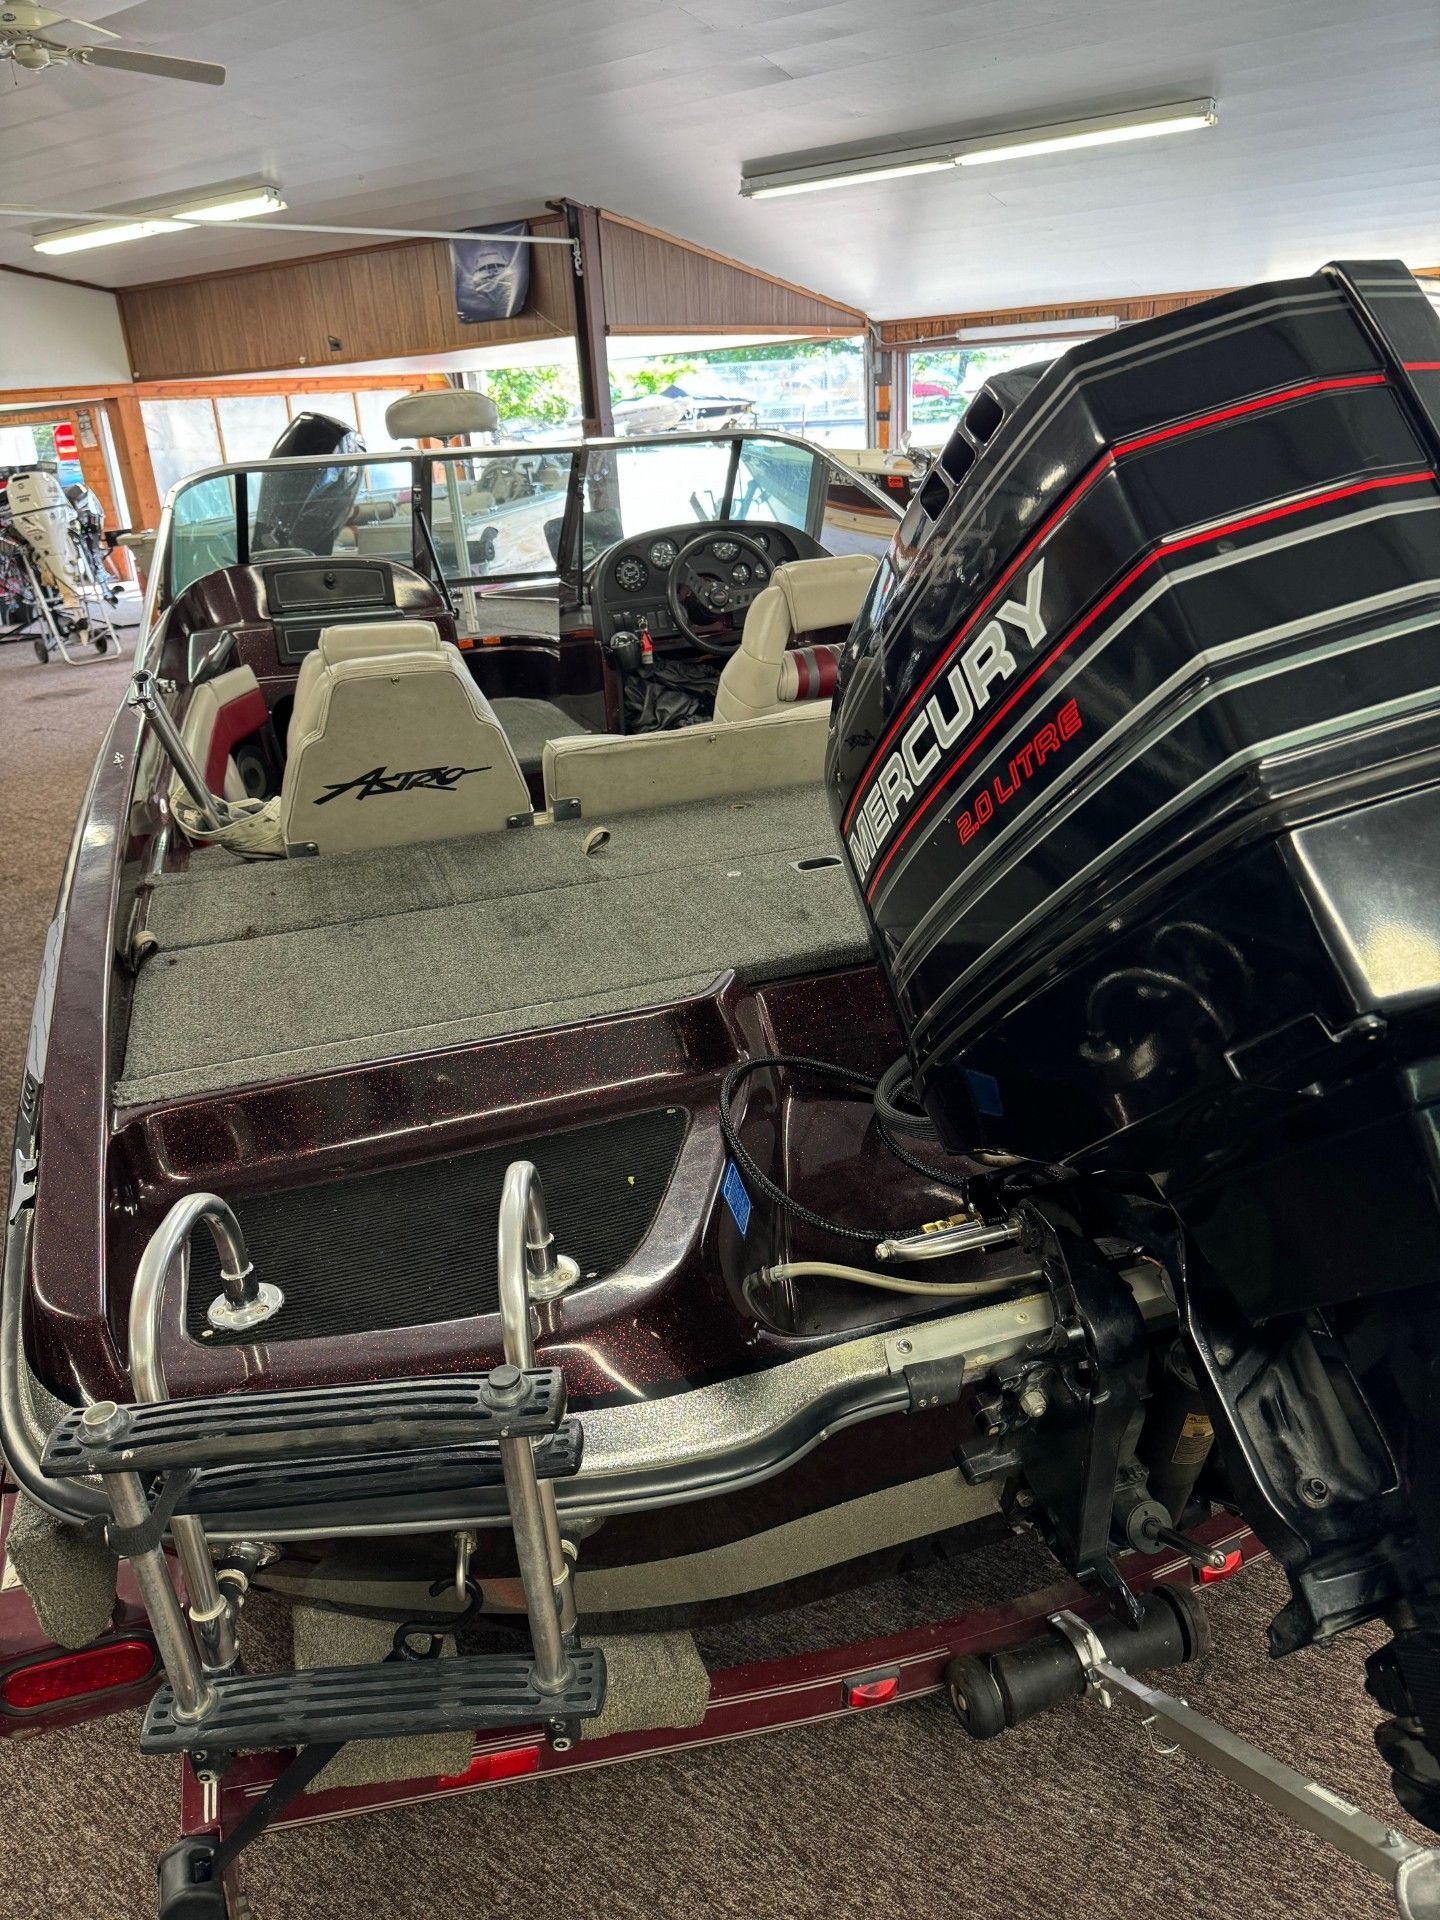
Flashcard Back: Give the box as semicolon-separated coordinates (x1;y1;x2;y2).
9;261;1440;1914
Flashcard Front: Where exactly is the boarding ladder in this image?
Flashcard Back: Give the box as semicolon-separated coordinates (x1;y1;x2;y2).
37;1163;603;1916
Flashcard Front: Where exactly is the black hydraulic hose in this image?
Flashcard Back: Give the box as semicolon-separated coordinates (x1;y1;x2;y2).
874;1053;940;1139
718;1053;968;1247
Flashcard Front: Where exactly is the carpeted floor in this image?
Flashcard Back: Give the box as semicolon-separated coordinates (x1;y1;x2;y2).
0;639;1403;1920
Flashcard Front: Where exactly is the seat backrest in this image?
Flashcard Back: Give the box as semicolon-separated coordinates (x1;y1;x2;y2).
170;664;268;811
288;619;443;757
714;553;877;723
279;627;528;855
543;705;831;818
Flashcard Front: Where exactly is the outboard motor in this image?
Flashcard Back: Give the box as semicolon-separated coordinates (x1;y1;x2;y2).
830;259;1440;1832
4;465;83;606
251;410;365;557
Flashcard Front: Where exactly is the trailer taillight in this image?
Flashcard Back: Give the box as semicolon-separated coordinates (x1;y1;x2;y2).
843;1671;900;1707
1;1639;156;1712
437;1744;541;1787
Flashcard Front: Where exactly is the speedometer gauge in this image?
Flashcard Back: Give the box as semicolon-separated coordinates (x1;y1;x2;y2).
647;538;679;569
711;539;739;562
614;556;649;592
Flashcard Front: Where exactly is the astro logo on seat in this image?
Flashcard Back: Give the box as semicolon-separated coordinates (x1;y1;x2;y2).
846;559;1048;883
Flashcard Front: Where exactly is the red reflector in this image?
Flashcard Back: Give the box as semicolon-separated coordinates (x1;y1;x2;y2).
1200;1549;1244;1585
437;1744;541;1788
844;1672;900;1707
1;1639;155;1711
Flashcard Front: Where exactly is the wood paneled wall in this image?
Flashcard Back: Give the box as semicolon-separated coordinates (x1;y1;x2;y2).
598;213;863;335
117;214;575;381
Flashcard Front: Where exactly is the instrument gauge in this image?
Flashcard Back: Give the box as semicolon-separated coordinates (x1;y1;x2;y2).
711;539;739;562
730;563;751;585
614;556;649;593
647;538;679;569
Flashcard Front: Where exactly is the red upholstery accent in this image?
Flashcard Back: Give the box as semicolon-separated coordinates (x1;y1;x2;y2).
205;687;269;792
788;644;839;702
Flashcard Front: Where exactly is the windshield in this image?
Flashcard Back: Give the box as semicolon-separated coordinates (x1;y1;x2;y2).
162;433;897;601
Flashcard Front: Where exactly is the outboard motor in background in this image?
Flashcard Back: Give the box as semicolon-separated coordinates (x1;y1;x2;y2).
63;481;121;606
251;410;365;557
0;464;122;660
829;259;1440;1834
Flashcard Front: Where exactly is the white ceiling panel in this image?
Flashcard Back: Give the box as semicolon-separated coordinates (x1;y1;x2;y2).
0;0;1434;319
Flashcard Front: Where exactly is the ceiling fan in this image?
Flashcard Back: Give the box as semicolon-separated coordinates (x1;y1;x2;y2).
0;4;225;85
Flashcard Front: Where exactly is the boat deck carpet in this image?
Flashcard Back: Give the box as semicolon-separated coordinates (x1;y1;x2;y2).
186;1105;688;1342
118;784;866;1106
489;694;594;769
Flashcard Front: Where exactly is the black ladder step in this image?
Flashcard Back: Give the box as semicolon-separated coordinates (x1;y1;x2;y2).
41;1367;564;1476
140;1648;607;1755
176;1424;584;1522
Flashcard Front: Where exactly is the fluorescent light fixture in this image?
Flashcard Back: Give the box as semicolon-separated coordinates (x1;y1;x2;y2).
174;185;287;222
32;182;285;254
955;101;1218;166
750;157;954;199
741;99;1216;199
954;316;1120;343
33;218;184;255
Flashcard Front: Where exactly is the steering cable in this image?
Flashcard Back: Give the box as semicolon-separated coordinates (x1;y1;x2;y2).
718;1054;969;1247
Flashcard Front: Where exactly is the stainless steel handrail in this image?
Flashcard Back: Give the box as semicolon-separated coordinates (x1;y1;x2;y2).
126;670;223;831
129;1193;280;1672
497;1161;579;1662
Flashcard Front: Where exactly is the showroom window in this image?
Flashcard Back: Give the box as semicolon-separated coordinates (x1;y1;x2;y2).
903;338;1082;447
141;397;224;501
140;389;420;503
213;394;290;463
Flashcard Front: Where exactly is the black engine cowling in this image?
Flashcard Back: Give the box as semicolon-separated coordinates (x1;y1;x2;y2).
830;258;1440;1826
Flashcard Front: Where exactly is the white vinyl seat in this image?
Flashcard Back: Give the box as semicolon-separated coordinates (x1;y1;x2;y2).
287;619;443;758
279;620;529;855
713;553;877;723
542;553;879;816
543;705;832;817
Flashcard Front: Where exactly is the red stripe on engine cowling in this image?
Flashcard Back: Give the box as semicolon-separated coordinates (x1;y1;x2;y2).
842;371;1392;835
861;465;1439;902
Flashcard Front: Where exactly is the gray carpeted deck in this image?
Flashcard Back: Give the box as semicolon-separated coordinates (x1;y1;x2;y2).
489;695;594;768
118;785;867;1105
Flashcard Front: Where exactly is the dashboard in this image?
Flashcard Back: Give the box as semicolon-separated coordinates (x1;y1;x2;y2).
589;518;826;652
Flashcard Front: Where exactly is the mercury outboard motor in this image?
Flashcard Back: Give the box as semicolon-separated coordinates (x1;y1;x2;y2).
251;410;365;557
830;259;1440;1831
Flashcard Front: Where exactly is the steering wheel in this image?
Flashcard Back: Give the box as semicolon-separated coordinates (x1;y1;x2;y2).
665;529;774;655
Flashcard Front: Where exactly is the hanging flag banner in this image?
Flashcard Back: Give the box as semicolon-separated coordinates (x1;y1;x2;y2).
451;220;531;325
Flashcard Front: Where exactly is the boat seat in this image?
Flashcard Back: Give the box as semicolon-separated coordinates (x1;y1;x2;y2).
170;664;268;813
288;619;443;757
543;705;831;817
712;553;877;723
296;626;593;777
540;554;878;816
278;619;529;855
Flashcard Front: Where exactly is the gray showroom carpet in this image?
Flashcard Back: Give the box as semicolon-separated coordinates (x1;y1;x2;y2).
0;638;1404;1919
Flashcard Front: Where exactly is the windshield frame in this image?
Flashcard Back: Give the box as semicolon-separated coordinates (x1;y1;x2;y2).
140;428;901;659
